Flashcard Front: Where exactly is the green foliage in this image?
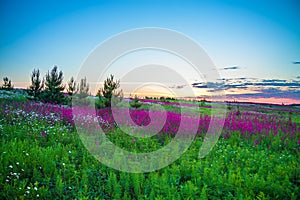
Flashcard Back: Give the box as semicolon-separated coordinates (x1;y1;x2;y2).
199;98;206;107
77;77;89;99
43;66;65;104
0;100;299;199
66;76;77;97
28;68;44;100
1;77;13;90
130;95;142;109
96;74;123;108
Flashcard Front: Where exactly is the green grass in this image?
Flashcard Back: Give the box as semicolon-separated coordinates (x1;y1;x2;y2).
0;115;299;199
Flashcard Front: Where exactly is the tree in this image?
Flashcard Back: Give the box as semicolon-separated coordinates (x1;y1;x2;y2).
97;74;123;107
77;77;89;99
130;95;142;109
1;77;13;90
43;66;65;104
67;76;77;97
28;68;44;99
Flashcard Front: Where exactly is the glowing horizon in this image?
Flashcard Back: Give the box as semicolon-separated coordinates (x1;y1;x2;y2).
0;1;299;105
10;80;300;105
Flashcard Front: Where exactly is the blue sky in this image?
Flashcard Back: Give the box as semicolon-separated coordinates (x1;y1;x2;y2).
0;0;299;103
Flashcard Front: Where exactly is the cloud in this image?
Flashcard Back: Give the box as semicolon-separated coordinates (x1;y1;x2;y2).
292;61;300;64
227;88;300;100
223;66;240;70
192;81;226;89
169;84;187;89
176;85;186;89
262;79;286;83
191;78;300;101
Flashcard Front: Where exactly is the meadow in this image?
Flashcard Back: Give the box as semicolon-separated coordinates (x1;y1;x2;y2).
0;91;299;199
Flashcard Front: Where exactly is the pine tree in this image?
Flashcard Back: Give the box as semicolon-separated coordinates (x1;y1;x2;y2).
67;76;77;97
130;95;142;109
28;68;44;100
43;66;65;104
1;77;13;90
77;76;89;99
97;74;123;107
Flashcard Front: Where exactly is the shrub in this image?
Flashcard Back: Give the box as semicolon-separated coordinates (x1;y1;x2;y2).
130;95;142;109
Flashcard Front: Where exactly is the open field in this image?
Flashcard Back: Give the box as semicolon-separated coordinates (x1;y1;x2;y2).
0;91;299;199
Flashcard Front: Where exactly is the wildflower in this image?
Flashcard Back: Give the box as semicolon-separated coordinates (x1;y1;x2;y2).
27;186;30;190
26;153;29;156
9;165;13;168
37;194;39;197
62;163;65;167
40;130;47;136
68;151;71;153
34;187;38;191
16;162;19;165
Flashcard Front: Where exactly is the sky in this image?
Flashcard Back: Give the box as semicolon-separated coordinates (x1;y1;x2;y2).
0;0;299;104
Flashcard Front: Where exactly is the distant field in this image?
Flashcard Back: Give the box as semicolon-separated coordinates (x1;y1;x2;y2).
0;92;299;199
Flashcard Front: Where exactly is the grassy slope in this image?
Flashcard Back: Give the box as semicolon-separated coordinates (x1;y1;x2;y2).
0;104;299;199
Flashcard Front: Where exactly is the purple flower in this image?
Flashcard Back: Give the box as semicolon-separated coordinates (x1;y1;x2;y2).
40;130;47;137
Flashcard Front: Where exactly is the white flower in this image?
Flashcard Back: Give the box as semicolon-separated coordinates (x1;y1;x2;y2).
62;163;65;166
26;191;30;194
21;169;24;172
26;153;29;156
37;194;39;197
16;162;19;165
9;165;13;168
34;187;38;191
27;186;30;190
68;151;71;153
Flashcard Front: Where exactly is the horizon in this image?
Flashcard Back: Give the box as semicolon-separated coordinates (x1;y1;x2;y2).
0;0;299;104
7;86;300;106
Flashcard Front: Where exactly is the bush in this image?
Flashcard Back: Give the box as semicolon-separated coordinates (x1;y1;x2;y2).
130;95;142;109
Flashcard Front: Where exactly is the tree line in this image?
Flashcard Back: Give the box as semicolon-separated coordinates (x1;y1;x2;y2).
27;66;91;104
1;66;123;108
